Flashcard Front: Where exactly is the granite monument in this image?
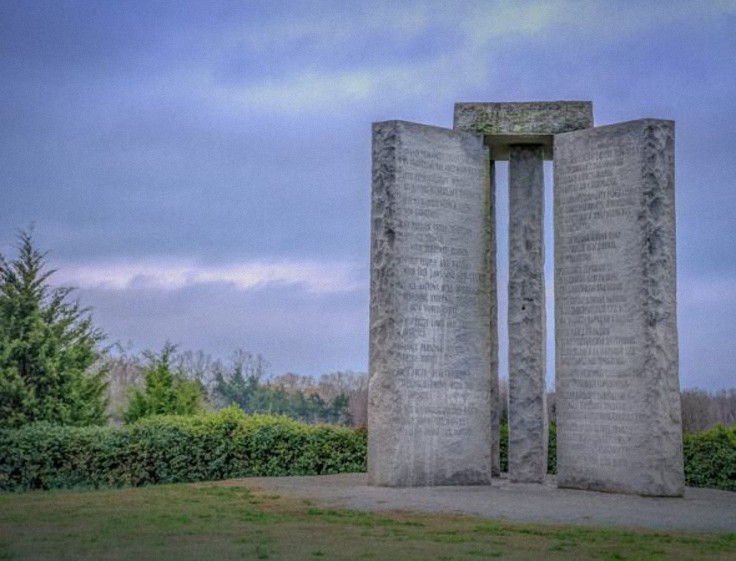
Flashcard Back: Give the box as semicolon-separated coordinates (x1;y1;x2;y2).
368;102;684;496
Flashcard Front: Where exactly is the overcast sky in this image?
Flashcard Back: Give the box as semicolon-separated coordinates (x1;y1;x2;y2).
1;1;735;388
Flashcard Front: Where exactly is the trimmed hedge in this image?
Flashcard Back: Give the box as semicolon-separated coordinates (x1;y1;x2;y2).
683;424;736;491
0;407;366;491
2;413;733;492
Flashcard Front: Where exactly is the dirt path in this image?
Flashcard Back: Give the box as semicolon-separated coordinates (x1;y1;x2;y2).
235;473;736;533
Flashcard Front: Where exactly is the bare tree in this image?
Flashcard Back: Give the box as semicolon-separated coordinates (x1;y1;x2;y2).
680;388;736;432
712;389;736;427
177;349;215;387
102;344;144;425
499;376;509;424
547;389;556;423
271;372;315;394
317;371;368;428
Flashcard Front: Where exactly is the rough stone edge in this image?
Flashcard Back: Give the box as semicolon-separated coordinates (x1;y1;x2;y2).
367;120;400;487
638;119;685;496
552;118;684;497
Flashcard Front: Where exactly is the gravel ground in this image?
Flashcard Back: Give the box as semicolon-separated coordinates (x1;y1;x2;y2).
236;473;736;533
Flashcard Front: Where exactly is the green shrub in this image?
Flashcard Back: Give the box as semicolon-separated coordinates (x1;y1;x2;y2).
0;407;366;491
683;424;736;491
123;343;204;424
547;422;557;474
499;422;508;473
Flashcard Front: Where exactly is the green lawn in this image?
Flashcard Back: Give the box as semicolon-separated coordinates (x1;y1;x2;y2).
0;482;734;561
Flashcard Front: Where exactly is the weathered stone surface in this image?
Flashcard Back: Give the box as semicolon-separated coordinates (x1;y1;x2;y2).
554;119;684;496
454;101;593;160
368;120;493;487
454;101;593;135
508;145;548;483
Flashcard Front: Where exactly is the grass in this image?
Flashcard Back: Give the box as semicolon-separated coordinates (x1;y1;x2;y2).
0;482;734;561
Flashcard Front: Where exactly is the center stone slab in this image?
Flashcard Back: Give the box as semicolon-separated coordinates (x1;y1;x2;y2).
508;145;548;483
454;101;594;483
368;120;493;487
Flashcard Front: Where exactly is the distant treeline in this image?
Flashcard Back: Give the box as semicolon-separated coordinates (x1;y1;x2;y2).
105;346;368;427
680;388;736;432
109;350;735;433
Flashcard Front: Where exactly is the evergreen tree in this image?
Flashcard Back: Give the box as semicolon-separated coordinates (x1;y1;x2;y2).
208;353;355;425
123;343;203;423
0;230;108;427
212;358;252;411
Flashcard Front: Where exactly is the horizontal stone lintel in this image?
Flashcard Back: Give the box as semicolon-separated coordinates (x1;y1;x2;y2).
454;101;593;160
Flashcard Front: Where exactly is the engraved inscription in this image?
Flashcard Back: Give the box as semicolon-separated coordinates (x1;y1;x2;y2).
369;121;492;486
555;130;646;472
387;141;489;439
555;120;683;497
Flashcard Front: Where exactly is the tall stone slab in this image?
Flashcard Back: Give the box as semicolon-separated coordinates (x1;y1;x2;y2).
369;120;493;486
554;119;684;496
508;145;547;482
